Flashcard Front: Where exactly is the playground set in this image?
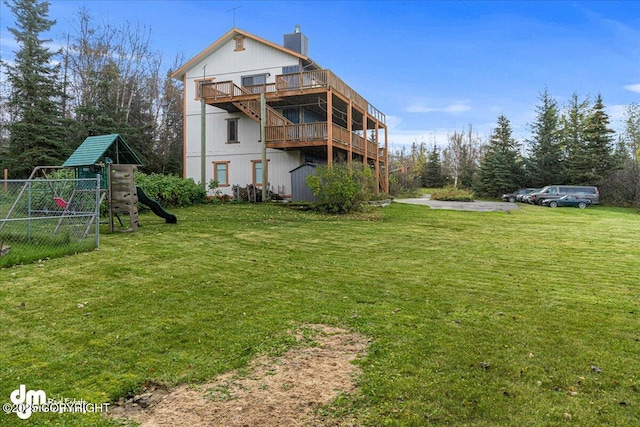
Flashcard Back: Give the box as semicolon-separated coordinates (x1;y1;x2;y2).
2;133;176;235
64;133;177;231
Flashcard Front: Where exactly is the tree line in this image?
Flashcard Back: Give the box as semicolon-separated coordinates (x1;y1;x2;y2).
3;0;639;206
0;0;183;178
390;89;640;206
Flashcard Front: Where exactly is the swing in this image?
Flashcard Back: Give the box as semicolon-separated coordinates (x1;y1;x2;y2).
54;196;69;209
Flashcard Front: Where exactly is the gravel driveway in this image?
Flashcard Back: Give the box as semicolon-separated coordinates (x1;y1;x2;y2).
394;194;520;212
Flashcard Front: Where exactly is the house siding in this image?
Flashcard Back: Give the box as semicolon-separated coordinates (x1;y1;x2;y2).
177;29;388;195
182;36;303;194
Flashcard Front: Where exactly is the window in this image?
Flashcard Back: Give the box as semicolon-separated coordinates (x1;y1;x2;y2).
282;65;300;74
213;161;229;187
241;74;267;87
252;160;269;186
195;78;213;99
234;36;245;51
227;118;239;143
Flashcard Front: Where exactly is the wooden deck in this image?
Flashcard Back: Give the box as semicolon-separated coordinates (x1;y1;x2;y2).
201;69;385;125
200;69;388;191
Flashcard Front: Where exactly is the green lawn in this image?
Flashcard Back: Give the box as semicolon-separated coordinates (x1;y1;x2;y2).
1;202;639;426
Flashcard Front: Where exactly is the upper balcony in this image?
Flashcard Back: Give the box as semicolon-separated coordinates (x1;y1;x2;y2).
200;69;386;126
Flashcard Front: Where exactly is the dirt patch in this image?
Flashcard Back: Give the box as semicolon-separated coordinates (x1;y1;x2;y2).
108;324;369;426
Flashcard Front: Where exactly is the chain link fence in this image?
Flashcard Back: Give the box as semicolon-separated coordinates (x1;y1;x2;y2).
0;176;101;268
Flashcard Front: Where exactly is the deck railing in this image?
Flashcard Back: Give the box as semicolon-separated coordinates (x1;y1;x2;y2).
265;121;383;160
201;69;385;125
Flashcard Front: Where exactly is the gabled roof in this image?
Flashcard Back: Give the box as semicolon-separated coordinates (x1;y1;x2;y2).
171;28;313;80
63;134;143;167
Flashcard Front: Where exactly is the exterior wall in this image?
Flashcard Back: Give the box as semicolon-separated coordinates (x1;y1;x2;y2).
183;36;304;194
290;164;318;202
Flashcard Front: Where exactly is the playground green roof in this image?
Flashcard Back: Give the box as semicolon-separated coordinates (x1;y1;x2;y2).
62;134;143;167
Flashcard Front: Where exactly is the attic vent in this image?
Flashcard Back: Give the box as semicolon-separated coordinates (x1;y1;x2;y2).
234;36;245;51
283;26;308;56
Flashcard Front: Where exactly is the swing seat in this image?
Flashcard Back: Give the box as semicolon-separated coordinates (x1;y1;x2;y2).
54;196;69;209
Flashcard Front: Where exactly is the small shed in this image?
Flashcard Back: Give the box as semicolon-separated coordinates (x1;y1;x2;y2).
289;163;317;202
63;134;143;188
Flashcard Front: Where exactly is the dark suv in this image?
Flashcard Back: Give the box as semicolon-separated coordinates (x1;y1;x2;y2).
528;185;600;205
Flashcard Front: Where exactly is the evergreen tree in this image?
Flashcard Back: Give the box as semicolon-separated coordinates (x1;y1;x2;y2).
575;94;618;184
476;115;524;197
422;143;444;187
3;0;68;177
560;93;590;184
526;88;564;186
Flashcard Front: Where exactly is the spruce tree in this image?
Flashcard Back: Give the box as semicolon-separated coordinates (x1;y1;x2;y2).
560;93;590;184
4;0;67;177
477;115;524;197
422;144;444;188
577;94;618;184
526;88;564;187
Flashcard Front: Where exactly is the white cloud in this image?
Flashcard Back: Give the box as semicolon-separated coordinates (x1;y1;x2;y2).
607;104;627;122
384;115;403;130
406;101;471;114
387;129;452;149
624;84;640;93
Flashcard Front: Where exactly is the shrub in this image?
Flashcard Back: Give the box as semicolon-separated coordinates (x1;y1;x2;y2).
430;186;475;201
389;171;421;197
306;163;375;214
135;172;207;208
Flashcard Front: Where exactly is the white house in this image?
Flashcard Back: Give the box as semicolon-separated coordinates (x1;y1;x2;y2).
171;26;388;197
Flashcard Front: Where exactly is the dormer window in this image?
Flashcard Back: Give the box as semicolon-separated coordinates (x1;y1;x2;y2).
234;36;245;51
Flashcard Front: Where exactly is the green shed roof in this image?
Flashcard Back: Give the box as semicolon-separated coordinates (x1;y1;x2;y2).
63;134;143;167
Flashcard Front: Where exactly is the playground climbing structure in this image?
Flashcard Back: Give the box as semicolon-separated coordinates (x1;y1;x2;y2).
108;164;139;232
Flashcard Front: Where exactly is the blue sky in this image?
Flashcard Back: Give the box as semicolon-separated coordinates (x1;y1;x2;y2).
1;0;639;150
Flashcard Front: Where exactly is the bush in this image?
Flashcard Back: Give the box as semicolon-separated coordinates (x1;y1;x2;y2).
389;171;421;197
430;186;475;201
306;163;376;214
135;172;207;208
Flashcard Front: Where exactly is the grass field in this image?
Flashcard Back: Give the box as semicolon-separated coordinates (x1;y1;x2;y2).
0;202;639;426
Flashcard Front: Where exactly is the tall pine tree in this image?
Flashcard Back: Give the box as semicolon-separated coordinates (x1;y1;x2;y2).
476;115;524;197
560;92;590;184
526;88;564;186
3;0;68;177
422;143;444;188
576;94;618;184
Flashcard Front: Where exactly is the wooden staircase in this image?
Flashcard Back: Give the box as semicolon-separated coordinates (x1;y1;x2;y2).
232;84;293;127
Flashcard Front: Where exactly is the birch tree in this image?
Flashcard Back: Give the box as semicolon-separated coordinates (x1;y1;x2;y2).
442;125;482;188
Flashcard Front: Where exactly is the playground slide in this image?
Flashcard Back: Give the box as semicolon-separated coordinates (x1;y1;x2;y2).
135;186;177;224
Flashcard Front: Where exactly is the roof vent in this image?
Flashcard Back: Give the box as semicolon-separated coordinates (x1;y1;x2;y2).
284;25;308;56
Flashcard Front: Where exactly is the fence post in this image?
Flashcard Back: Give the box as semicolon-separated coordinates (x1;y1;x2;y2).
3;169;7;194
95;174;101;248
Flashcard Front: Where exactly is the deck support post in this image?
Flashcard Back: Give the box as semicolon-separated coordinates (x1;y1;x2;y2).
200;98;206;190
384;126;389;193
327;92;333;166
347;99;353;162
261;92;268;201
363;112;368;166
374;122;380;193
